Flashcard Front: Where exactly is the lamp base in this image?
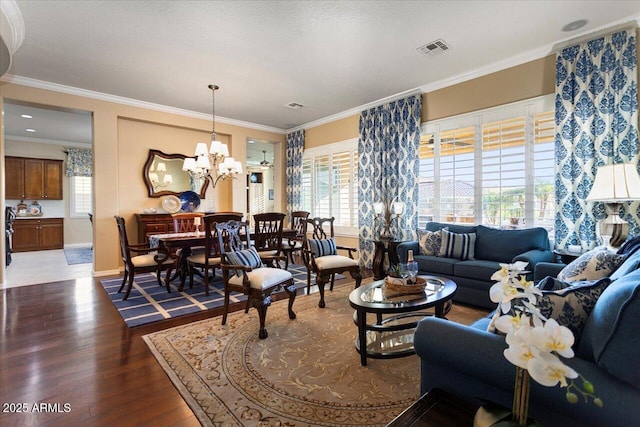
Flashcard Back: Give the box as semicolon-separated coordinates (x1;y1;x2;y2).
600;203;628;248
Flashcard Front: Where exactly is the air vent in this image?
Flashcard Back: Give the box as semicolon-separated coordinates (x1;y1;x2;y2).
417;39;451;58
284;102;305;110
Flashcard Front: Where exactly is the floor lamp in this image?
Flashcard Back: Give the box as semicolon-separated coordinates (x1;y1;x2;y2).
587;163;640;248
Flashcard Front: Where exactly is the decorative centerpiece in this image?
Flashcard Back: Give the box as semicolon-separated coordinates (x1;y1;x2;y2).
384;250;424;296
477;261;602;426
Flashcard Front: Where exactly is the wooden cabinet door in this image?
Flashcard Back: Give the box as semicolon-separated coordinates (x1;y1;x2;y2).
24;158;45;199
44;160;63;199
12;220;40;252
5;157;25;199
39;219;64;249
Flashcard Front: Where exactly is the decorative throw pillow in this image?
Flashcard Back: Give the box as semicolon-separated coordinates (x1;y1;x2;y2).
557;248;626;282
439;229;475;260
226;247;262;269
417;228;445;256
309;238;337;257
536;277;611;345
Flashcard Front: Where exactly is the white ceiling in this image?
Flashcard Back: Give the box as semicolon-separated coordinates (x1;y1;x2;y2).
2;0;640;150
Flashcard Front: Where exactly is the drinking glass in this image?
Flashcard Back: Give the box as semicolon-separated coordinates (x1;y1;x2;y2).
406;261;419;284
398;263;409;283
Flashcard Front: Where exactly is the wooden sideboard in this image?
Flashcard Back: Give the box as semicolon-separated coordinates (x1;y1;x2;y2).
12;218;64;252
135;213;176;243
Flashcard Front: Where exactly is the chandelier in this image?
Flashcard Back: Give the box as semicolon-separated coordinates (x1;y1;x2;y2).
182;84;243;188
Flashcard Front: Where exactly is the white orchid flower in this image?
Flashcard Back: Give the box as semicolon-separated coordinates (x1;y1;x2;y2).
528;350;578;387
495;313;529;335
518;276;541;304
503;328;535;370
489;281;526;313
529;318;575;359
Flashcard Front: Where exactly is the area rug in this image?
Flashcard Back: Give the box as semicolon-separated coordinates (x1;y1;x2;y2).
100;264;325;327
63;246;93;265
143;281;487;426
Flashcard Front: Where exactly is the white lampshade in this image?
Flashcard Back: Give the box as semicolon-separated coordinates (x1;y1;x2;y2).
587;163;640;202
182;157;196;171
156;162;166;172
209;140;229;158
196;155;211;170
195;142;209;157
233;161;243;174
149;172;159;183
218;162;227;175
373;202;384;215
393;201;405;215
163;174;173;184
223;156;236;169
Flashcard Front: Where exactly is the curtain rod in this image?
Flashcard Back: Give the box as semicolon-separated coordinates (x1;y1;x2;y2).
551;21;638;54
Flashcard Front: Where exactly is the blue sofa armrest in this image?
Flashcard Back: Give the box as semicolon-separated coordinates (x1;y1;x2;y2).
513;249;555;278
533;261;565;281
396;241;419;263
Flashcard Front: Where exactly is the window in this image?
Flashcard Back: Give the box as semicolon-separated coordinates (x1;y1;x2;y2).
301;139;358;235
419;95;554;234
70;176;92;217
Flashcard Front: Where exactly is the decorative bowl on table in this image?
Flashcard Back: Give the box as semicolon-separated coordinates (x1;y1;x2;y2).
179;191;201;212
383;276;427;297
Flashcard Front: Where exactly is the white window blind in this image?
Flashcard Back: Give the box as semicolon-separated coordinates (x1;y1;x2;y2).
70;176;92;217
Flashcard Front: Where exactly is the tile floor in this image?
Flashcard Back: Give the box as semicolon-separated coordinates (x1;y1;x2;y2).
3;248;93;289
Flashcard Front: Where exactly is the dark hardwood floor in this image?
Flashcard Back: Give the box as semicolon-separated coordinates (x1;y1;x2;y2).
0;266;372;427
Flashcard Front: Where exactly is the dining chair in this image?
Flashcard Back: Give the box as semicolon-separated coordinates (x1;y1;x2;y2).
114;215;174;300
253;212;286;267
281;210;310;269
185;214;224;296
217;220;296;339
302;217;362;308
171;212;205;233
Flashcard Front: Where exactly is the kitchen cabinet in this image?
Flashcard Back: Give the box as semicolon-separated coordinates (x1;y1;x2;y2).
5;156;63;200
12;218;64;252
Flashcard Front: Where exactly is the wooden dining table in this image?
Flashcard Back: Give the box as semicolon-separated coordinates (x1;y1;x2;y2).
150;228;298;290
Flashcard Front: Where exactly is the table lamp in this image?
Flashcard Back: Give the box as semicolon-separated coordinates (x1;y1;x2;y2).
373;197;405;240
587;163;640;248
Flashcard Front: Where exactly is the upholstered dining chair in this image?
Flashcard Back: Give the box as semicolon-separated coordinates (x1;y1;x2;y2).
281;210;310;269
302;217;362;308
114;215;174;300
217;220;296;339
253;212;286;267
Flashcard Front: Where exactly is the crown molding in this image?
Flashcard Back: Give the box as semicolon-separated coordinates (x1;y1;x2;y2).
6;135;90;148
1;74;287;135
0;0;25;53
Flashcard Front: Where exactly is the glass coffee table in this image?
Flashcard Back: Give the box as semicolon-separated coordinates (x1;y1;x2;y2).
348;275;457;366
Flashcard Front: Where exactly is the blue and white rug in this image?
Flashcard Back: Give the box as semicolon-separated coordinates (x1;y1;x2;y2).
64;247;93;265
100;264;319;327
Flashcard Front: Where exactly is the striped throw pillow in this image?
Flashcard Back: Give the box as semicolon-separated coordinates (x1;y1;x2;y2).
439;229;476;260
309;238;337;257
226;246;262;269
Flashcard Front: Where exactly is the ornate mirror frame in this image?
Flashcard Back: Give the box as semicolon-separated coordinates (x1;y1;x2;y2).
142;149;209;198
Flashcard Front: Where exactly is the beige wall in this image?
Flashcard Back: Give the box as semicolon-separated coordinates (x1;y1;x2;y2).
0;82;285;282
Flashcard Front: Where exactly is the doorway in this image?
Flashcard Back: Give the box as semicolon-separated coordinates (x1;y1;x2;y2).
245;139;276;227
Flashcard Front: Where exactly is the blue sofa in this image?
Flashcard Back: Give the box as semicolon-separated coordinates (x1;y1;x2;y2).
414;249;640;427
397;222;554;309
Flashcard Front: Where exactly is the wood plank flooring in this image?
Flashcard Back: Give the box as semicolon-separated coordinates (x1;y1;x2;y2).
0;268;372;427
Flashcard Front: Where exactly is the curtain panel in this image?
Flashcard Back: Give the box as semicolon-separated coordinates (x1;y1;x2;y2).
65;148;93;177
555;28;639;249
285;130;305;216
357;95;422;268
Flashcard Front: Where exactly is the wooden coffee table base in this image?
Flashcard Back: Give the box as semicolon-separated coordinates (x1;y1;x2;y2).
387;388;478;426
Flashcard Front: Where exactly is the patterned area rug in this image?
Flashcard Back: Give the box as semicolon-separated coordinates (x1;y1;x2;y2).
100;264;317;327
143;281;487;426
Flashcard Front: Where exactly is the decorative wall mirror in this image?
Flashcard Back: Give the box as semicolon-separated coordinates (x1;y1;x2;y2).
143;149;209;198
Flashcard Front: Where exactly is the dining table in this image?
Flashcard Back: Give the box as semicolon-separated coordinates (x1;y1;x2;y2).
150;228;298;290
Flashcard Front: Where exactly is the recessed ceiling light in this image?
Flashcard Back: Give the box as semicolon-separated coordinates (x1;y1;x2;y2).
26;128;36;132
562;19;588;32
248;140;255;143
21;114;33;119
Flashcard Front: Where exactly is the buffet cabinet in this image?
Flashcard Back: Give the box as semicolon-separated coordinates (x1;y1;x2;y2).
5;156;64;200
135;213;175;243
12;218;64;252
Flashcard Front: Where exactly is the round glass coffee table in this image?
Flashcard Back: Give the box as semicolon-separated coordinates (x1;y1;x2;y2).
348;275;457;366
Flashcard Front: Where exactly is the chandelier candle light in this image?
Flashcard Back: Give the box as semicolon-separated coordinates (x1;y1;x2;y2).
373;197;405;240
182;84;243;188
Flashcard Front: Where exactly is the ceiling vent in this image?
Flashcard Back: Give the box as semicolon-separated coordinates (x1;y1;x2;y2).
417;39;451;58
284;102;304;110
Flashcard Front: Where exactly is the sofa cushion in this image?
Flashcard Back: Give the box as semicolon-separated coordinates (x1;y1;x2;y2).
577;268;640;385
557;247;625;282
536;277;610;346
439;229;476;260
417;228;444;256
414;255;458;276
454;259;501;282
475;225;549;263
425;221;476;235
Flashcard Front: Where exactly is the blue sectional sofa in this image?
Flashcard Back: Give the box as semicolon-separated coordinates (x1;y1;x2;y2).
397;222;554;309
414;247;640;427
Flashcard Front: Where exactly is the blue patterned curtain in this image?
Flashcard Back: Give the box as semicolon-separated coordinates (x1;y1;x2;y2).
65;148;93;177
555;28;638;249
358;95;422;268
285;130;305;215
